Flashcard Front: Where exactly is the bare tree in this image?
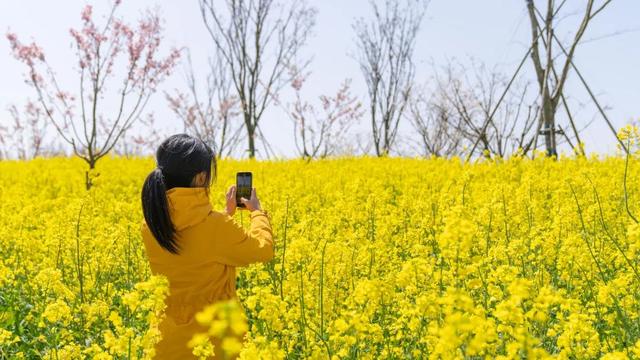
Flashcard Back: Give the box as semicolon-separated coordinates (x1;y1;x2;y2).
353;0;427;157
0;123;6;160
526;0;613;157
166;52;243;158
408;90;463;158
198;0;317;159
409;59;545;159
434;60;540;158
352;132;375;157
5;101;49;160
281;70;363;160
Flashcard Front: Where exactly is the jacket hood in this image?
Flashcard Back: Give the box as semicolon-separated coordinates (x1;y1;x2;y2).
166;187;212;231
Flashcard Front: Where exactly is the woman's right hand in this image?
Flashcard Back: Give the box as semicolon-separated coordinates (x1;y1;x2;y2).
240;187;262;212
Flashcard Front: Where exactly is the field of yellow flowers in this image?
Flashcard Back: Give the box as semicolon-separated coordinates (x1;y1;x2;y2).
2;147;640;358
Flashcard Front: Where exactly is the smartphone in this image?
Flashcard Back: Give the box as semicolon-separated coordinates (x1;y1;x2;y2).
236;172;252;207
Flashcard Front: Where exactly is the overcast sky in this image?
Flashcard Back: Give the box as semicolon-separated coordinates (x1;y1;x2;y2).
1;1;638;158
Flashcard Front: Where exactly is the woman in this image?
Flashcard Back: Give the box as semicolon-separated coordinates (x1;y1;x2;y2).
140;134;274;359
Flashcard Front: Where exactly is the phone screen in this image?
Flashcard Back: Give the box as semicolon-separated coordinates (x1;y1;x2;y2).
236;172;252;207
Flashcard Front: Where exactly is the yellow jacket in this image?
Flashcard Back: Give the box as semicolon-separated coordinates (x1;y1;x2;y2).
141;186;274;359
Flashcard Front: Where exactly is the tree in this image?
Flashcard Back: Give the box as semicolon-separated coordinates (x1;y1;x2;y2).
3;101;49;160
408;90;462;158
525;0;613;157
409;59;559;159
0;124;6;160
198;0;317;159
7;0;179;189
354;0;427;157
166;52;243;158
437;60;540;158
113;113;164;157
283;70;363;160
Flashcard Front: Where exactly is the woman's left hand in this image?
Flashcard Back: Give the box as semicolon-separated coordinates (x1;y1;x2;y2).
224;185;237;216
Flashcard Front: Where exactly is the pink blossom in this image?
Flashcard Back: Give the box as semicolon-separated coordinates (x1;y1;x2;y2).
81;5;93;23
56;91;75;102
7;33;46;64
291;76;304;91
219;98;236;116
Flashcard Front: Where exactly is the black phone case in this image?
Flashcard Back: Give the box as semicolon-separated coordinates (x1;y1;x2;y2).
236;173;252;207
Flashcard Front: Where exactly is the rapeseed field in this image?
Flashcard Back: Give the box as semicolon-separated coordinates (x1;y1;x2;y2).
1;149;640;359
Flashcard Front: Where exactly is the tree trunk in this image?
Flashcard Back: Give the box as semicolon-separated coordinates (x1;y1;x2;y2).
542;99;556;157
85;160;96;190
247;124;256;159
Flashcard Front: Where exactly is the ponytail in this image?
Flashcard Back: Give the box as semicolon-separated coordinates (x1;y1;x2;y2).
141;168;180;254
142;133;215;254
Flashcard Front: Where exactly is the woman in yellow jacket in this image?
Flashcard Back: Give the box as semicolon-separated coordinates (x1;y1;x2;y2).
140;134;273;359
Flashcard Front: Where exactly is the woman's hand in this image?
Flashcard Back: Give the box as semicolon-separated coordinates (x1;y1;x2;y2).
240;187;262;212
224;185;237;216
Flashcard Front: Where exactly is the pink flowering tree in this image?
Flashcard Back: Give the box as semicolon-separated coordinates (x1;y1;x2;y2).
284;70;364;160
7;0;180;189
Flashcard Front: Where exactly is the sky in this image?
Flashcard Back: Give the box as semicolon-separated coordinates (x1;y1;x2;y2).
0;0;638;159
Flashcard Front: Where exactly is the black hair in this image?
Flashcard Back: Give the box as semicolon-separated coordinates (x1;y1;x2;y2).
141;134;216;254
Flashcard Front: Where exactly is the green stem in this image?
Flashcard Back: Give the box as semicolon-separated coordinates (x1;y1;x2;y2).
623;139;639;224
280;197;289;300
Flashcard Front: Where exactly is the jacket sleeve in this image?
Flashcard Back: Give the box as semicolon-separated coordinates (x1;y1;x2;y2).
209;209;274;266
